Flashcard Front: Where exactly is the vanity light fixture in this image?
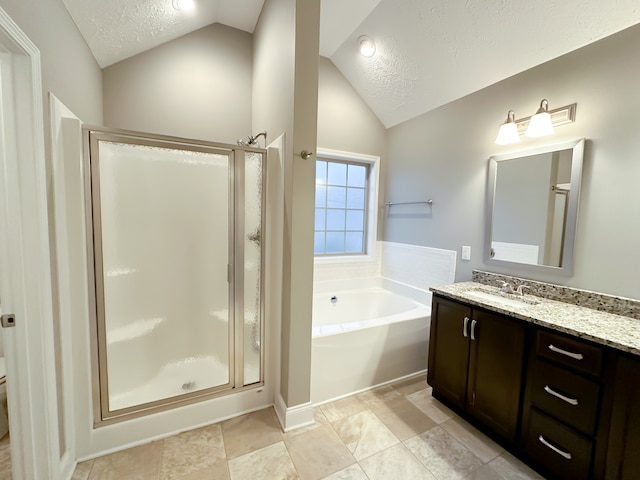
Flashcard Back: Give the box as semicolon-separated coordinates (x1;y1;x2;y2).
495;110;520;145
358;36;376;57
494;100;577;145
525;99;554;137
173;0;195;11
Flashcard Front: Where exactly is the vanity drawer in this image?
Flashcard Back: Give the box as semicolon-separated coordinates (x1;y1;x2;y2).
523;408;593;480
529;359;601;435
536;330;603;376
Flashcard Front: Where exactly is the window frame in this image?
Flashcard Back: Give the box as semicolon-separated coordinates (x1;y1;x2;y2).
314;148;380;261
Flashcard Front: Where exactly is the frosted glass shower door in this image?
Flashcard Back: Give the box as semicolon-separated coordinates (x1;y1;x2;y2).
243;152;264;385
90;134;233;415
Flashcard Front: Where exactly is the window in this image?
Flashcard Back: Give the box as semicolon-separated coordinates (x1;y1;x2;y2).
314;157;370;255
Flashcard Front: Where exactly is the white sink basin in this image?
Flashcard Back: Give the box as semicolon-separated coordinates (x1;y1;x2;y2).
465;289;539;308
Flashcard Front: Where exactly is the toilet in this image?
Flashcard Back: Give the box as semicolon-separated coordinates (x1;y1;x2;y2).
0;356;8;439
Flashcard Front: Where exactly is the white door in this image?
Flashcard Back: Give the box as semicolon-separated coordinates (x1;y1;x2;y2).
0;7;65;479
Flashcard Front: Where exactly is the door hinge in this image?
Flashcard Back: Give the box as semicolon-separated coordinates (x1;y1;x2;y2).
1;313;16;328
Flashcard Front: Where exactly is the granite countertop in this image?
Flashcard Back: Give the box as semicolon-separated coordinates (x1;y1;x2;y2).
430;281;640;356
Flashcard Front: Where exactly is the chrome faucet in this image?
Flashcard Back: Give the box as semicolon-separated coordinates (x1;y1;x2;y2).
500;282;516;294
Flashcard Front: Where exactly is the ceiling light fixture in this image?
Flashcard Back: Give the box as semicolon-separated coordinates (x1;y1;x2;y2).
173;0;195;11
525;99;554;138
494;110;520;145
358;36;376;57
494;101;577;145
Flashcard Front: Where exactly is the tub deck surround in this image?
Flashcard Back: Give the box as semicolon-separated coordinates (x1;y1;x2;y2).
311;277;432;404
430;280;640;356
312;276;431;337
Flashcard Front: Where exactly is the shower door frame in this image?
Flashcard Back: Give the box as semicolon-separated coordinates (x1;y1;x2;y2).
84;127;266;425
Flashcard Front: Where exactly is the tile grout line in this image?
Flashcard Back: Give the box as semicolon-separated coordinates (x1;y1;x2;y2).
280;438;302;480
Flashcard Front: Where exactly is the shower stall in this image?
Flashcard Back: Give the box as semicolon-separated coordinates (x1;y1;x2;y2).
84;128;265;424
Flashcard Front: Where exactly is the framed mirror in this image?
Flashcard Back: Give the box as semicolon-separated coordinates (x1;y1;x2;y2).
485;138;585;275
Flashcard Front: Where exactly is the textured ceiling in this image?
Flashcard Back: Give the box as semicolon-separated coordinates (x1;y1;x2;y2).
62;0;640;127
61;0;266;67
331;0;640;127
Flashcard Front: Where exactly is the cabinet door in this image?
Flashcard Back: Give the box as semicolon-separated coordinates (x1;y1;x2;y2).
605;355;640;479
427;297;472;409
466;309;525;441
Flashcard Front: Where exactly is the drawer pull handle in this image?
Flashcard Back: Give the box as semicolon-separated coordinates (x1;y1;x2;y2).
548;344;584;360
544;385;579;406
538;435;573;460
463;317;469;337
470;319;477;340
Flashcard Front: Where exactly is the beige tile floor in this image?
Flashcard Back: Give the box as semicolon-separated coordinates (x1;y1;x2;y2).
0;433;10;480
70;374;544;480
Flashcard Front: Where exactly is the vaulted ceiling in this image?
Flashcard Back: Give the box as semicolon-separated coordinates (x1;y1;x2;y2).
62;0;640;127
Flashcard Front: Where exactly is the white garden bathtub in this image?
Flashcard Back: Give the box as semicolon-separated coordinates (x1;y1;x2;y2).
311;277;432;404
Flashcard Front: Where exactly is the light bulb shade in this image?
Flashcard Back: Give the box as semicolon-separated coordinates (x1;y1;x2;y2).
495;122;520;145
358;36;376;57
495;110;520;145
525;99;555;137
173;0;195;11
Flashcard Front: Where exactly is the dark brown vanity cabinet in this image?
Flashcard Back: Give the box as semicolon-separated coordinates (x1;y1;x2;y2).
605;354;640;479
427;292;640;479
428;295;526;442
520;329;613;480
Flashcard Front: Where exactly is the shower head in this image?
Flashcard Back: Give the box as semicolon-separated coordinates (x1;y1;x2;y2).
237;131;267;148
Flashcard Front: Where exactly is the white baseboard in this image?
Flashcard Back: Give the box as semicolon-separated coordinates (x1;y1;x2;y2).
274;394;314;432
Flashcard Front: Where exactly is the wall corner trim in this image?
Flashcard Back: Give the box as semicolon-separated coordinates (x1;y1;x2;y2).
274;394;314;432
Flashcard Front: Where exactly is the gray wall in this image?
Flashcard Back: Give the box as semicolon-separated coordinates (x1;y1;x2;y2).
103;24;252;144
317;57;386;158
493;153;552;255
384;23;640;300
253;0;320;408
0;0;102;126
317;57;387;238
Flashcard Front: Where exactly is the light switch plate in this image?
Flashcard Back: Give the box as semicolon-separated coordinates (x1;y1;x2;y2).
461;246;471;261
